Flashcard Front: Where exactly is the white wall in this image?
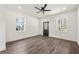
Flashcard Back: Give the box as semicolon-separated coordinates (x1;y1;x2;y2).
39;9;77;42
0;9;6;51
5;9;39;42
77;7;79;44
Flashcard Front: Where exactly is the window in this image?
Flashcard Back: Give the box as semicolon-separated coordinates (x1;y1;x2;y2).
16;17;24;31
57;17;68;32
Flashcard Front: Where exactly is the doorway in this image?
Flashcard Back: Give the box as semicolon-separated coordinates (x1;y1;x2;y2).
43;21;49;36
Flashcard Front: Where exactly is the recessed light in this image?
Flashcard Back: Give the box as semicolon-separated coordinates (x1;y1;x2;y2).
18;6;22;9
62;7;67;10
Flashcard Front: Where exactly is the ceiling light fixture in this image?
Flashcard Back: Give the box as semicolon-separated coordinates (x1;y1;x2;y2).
18;6;22;9
62;7;67;10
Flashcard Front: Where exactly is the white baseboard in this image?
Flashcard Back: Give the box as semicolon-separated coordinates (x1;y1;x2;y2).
6;35;40;43
49;35;79;45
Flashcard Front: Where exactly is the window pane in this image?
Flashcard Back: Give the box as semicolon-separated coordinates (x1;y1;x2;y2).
16;17;24;31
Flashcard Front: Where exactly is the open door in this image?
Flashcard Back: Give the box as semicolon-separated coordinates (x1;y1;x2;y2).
43;22;49;36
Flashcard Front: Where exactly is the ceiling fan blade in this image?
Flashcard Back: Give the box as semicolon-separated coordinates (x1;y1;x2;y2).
43;4;47;9
36;11;41;13
44;10;51;11
42;11;45;14
35;7;41;10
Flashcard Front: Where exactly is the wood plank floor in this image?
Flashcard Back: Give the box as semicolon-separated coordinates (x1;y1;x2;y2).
0;35;79;54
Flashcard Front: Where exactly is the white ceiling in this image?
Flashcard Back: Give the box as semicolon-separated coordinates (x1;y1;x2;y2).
0;4;78;18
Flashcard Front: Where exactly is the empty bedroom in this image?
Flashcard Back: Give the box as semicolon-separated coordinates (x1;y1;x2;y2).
0;4;79;54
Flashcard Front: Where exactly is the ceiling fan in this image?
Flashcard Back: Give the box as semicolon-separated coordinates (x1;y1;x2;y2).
35;4;51;14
